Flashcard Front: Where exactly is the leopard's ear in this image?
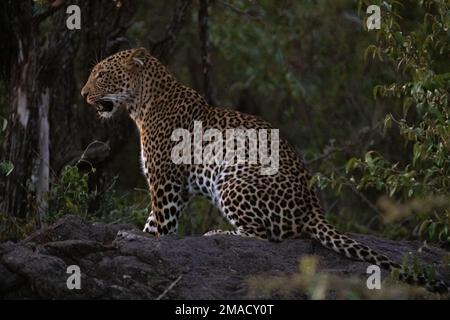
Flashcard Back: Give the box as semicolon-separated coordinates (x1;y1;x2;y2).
123;47;149;71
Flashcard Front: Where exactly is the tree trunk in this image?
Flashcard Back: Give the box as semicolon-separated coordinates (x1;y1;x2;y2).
0;0;136;223
36;88;50;228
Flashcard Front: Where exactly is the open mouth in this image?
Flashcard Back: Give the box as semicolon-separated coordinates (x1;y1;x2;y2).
96;100;114;113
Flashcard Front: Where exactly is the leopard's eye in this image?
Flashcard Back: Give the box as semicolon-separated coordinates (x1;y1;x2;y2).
96;70;106;79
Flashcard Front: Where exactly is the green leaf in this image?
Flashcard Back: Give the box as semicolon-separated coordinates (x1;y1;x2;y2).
412;143;422;166
345;158;358;174
383;114;392;135
0;161;14;176
419;220;431;237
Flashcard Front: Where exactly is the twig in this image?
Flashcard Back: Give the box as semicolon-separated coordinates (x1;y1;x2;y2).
150;0;191;63
304;147;344;165
156;275;183;300
60;140;111;169
348;184;382;216
198;0;214;105
216;0;262;19
324;199;339;215
32;1;65;27
304;123;383;166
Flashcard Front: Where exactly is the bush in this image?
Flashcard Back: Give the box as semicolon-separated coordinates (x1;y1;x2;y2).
315;0;450;245
47;164;148;227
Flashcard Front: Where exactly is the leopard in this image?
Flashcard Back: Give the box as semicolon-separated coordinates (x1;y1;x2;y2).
81;47;447;293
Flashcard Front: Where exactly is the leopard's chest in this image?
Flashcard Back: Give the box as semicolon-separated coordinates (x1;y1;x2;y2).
140;146;150;179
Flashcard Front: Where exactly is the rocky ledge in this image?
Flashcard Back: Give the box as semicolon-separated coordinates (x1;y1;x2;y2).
0;215;448;299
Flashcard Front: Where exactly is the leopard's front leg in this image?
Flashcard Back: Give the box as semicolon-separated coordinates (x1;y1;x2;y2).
143;181;186;235
142;210;158;235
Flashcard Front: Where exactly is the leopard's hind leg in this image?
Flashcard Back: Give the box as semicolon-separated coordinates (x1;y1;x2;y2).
207;177;270;239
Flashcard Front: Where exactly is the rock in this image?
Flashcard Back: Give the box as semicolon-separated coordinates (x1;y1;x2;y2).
0;215;448;299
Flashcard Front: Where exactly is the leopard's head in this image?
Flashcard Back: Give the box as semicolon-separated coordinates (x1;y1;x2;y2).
81;47;150;118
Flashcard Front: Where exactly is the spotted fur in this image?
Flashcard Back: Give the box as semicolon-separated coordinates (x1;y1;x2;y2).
81;47;447;293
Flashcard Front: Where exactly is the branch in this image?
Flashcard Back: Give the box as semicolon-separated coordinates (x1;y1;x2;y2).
198;0;214;105
304;147;345;165
32;0;65;27
216;0;263;19
107;0;137;42
156;275;183;300
150;0;191;63
348;184;383;217
62;141;111;168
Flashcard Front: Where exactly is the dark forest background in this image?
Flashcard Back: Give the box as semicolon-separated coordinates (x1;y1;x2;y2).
0;0;448;248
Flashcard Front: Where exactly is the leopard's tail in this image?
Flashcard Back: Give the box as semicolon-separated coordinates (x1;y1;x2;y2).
306;217;448;293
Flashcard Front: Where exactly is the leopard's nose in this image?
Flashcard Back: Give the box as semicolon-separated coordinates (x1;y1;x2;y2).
81;86;89;99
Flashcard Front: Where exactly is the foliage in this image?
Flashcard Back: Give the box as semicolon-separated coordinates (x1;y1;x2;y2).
47;165;93;222
47;164;148;227
179;197;232;236
247;255;443;299
0;212;35;242
377;195;450;243
209;0;380;151
388;251;445;286
314;0;450;245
